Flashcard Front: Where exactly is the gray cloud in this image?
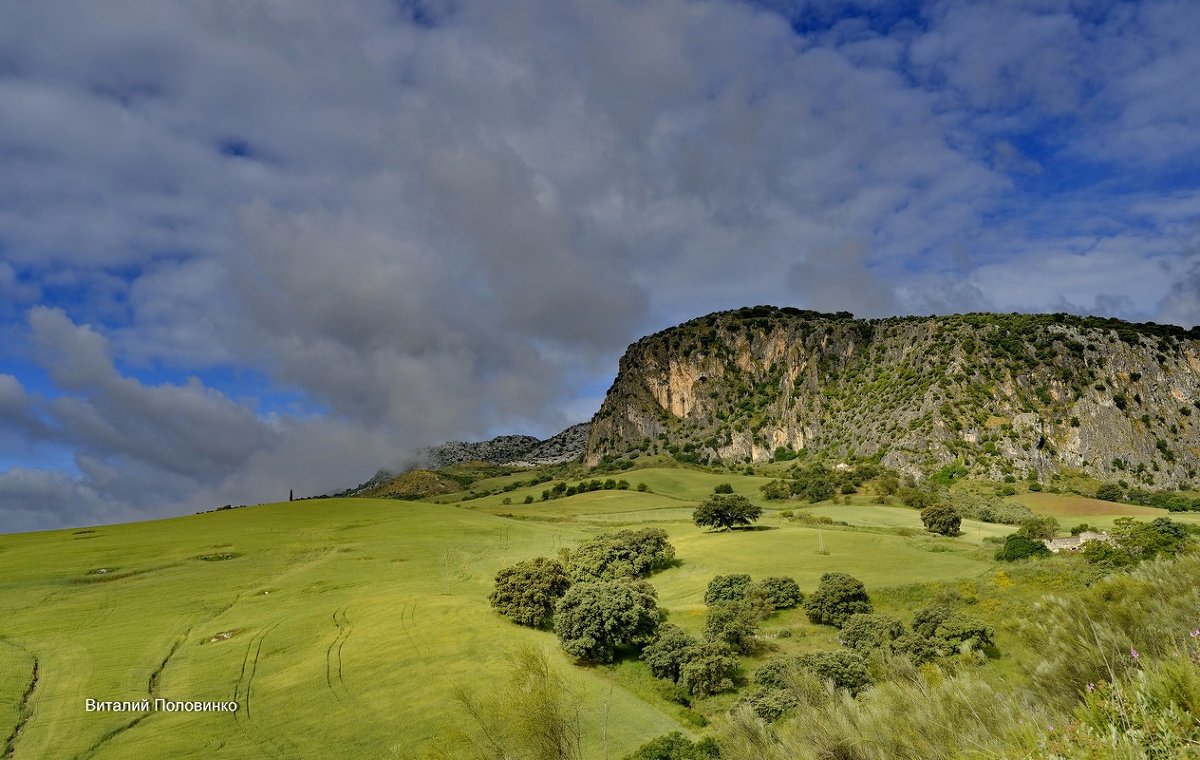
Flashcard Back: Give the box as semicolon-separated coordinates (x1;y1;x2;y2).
1;0;1199;530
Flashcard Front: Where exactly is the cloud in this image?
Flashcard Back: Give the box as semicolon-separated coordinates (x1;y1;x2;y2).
788;241;899;316
1;0;1199;530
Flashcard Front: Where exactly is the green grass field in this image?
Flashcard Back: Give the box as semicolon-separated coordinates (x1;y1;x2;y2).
0;467;1193;758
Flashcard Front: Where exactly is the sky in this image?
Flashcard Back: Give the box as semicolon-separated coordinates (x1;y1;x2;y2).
1;0;1199;532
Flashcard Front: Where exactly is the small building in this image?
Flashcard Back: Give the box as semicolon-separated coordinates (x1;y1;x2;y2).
1043;530;1110;553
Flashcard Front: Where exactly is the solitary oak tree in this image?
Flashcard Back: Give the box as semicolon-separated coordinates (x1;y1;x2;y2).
692;494;763;531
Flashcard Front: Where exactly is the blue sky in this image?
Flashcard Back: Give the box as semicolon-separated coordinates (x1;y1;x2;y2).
1;0;1199;531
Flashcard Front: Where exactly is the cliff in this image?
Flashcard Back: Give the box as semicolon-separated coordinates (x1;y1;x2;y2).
585;307;1200;486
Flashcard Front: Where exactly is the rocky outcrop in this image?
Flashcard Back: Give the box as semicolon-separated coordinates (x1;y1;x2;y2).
585;307;1200;487
423;422;590;468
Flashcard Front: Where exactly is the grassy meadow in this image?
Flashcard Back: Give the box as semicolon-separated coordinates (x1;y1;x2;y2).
0;463;1192;758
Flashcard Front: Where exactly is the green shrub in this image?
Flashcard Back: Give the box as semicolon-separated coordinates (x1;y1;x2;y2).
920;505;961;536
796;650;872;695
554;580;659;662
679;641;739;697
488;557;572;628
641;624;699;682
758;576;803;609
838;613;905;652
623;732;718;760
704;574;753;606
804;572;872;628
995;534;1050;561
739;687;799;722
566;528;675;581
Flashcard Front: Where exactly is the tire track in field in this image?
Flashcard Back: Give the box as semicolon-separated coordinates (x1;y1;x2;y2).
231;622;290;760
324;607;354;702
1;642;38;760
74;594;246;760
397;601;424;659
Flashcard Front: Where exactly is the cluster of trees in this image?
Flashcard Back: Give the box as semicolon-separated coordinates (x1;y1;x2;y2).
735;575;995;725
540;478;632;501
489;529;676;663
759;463;879;502
1095;482;1200;512
639;573;803;701
994;515;1060;560
1081;517;1193;567
995;515;1194;564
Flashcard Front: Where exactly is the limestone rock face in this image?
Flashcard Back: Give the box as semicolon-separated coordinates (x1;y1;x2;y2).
585;307;1200;486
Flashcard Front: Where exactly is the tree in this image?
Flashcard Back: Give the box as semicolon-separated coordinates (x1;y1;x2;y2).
804;572;872;627
566;528;675;581
796;650;872;695
692;494;763;531
704;599;767;654
921;504;961;536
704;574;753;606
554;580;659;662
935;615;995;651
898;482;944;510
995;533;1050;561
489;557;572;628
1016;515;1060;541
623;732;718;760
739;686;800;722
838;613;905;651
911;603;952;639
679;641;739;697
757;576;803;609
641;625;699;682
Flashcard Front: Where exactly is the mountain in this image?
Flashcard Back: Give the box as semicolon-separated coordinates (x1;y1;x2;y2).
423;422;591;468
584;306;1200;487
340;422;591;495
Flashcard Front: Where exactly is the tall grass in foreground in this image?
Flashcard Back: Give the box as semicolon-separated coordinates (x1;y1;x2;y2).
716;555;1200;760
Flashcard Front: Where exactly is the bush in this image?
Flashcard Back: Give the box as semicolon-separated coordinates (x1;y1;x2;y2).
705;574;753;606
920;505;961;536
739;687;799;722
1015;515;1059;541
934;615;994;651
758;576;803;609
566;528;675;581
804;572;872;628
679;641;739;697
994;533;1050;561
705;599;767;654
714;482;734;494
796;650;872;695
554;580;659;662
838;613;905;652
488;557;572;628
623;732;719;760
641;625;699;682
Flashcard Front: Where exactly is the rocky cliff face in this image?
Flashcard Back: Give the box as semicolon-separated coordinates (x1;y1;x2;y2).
585;307;1200;486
